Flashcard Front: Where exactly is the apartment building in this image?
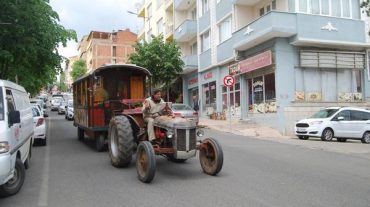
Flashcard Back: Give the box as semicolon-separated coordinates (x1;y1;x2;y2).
77;29;137;72
177;0;370;135
137;0;174;42
65;55;78;89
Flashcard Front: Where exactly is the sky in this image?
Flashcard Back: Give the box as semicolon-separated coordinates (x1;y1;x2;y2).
49;0;142;58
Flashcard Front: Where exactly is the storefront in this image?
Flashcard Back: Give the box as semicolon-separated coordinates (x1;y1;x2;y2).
187;74;199;111
200;70;218;115
230;50;276;115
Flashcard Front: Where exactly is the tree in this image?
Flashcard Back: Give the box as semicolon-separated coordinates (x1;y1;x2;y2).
361;0;370;15
70;59;87;81
58;71;67;92
0;0;76;95
128;35;184;100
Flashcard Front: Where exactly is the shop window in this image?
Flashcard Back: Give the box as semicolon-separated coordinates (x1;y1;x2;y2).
202;81;216;115
247;73;276;113
295;68;363;102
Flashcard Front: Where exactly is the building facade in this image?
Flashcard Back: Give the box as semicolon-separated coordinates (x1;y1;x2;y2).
136;0;370;135
65;55;78;89
77;29;137;72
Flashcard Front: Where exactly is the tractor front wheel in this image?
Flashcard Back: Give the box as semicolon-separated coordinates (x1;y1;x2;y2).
136;141;156;183
199;138;223;176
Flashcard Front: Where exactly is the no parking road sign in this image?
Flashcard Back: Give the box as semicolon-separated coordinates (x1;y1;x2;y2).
223;75;235;87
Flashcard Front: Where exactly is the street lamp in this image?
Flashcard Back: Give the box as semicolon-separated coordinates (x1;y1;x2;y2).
127;10;149;20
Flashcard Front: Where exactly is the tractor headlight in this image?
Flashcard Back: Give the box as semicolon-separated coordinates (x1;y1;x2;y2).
0;142;10;154
196;129;204;137
166;131;173;138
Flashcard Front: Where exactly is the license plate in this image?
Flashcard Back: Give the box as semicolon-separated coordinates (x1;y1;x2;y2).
297;127;306;132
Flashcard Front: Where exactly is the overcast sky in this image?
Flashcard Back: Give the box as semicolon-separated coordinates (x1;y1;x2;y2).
49;0;142;58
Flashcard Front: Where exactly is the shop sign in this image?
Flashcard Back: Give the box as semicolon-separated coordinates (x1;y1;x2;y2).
239;50;272;75
228;63;240;75
203;72;213;80
188;77;198;86
253;81;264;93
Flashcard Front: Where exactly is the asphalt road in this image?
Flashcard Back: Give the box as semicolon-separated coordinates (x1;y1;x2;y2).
1;111;370;207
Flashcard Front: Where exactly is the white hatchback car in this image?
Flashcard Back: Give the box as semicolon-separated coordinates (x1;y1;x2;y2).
295;107;370;143
32;106;47;146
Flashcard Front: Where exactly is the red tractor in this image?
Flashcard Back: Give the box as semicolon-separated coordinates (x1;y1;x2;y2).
73;64;223;183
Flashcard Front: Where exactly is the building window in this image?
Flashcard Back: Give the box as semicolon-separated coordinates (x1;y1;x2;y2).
201;0;209;16
201;30;210;52
191;8;197;20
147;29;152;42
112;46;116;57
259;0;277;16
157;0;163;9
295;68;362;102
247;73;276;113
112;59;117;63
218;16;232;43
191;42;197;55
295;0;353;18
147;3;152;20
259;8;264;16
157;18;163;34
202;81;216;114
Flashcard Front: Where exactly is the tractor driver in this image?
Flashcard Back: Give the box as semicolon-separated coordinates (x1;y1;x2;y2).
142;89;165;141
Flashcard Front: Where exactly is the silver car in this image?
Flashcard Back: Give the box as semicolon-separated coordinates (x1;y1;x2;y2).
171;103;199;125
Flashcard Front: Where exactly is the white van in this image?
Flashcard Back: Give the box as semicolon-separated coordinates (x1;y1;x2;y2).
0;80;34;197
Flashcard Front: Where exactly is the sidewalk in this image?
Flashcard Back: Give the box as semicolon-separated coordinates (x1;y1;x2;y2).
198;117;370;158
198;117;288;139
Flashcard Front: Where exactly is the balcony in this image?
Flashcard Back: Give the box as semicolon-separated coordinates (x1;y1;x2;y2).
233;12;296;51
217;38;234;63
291;13;367;48
165;0;173;11
233;11;368;52
182;54;198;73
137;1;145;18
199;49;211;70
165;24;174;42
174;20;197;42
174;0;196;11
232;0;261;5
138;27;145;41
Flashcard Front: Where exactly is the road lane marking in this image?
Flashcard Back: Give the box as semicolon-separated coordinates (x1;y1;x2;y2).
38;116;51;206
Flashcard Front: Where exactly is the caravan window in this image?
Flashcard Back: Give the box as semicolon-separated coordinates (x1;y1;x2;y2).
0;88;4;120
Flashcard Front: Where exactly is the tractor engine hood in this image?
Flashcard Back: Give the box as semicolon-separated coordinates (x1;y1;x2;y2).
153;116;196;129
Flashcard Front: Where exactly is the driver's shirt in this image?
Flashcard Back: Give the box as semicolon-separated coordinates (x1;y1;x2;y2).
142;97;164;119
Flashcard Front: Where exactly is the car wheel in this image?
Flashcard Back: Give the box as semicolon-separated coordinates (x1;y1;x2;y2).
0;158;26;197
337;138;347;142
361;131;370;144
321;128;333;141
298;136;309;140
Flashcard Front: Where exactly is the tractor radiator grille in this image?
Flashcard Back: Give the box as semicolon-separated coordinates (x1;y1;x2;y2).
176;129;196;151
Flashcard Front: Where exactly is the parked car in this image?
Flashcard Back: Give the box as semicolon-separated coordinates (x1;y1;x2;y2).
30;98;45;110
50;97;63;111
65;100;74;120
171;103;199;125
295;107;370;143
32;106;47;146
58;101;67;114
0;80;33;197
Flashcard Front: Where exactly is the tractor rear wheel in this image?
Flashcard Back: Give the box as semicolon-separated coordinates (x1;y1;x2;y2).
136;141;156;183
199;138;223;176
108;116;134;167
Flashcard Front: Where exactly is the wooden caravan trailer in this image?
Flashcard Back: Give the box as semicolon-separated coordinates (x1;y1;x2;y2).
72;64;151;151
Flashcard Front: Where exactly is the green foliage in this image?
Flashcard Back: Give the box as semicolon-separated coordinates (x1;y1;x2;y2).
361;0;370;16
70;59;87;81
58;71;67;92
0;0;77;95
128;35;184;92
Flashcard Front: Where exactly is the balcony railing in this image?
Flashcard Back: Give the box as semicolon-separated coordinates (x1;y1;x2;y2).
174;19;197;42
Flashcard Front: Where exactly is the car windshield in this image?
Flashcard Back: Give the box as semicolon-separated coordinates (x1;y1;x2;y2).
311;109;339;118
172;104;193;111
68;101;73;107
